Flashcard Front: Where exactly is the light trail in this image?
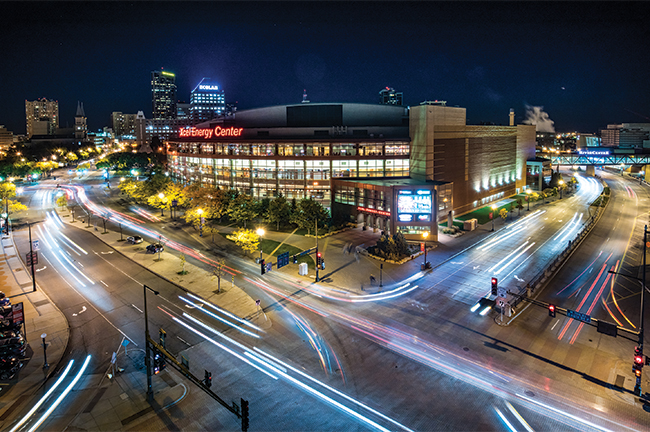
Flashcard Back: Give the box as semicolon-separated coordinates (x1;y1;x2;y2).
505;401;535;432
494;407;518;432
187;293;263;332
493;242;535;276
28;355;92;432
178;295;261;338
488;241;531;274
9;360;75;432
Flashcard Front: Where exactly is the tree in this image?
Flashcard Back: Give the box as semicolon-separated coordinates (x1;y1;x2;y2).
65;152;78;163
227;228;260;255
0;182;27;220
56;194;68;210
266;194;290;230
227;194;258;227
178;253;188;275
499;208;508;221
291;198;329;235
516;198;524;216
212;259;225;293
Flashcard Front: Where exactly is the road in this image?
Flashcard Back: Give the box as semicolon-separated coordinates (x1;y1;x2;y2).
6;167;650;431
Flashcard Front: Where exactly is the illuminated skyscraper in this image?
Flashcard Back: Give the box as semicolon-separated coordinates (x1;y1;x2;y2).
379;87;403;106
190;78;225;124
151;69;177;120
25;97;59;137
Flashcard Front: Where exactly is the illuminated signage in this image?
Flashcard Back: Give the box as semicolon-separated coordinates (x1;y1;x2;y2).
356;206;390;217
578;150;609;156
179;126;244;139
161;71;175;77
397;190;432;214
398;214;413;222
199;85;219;91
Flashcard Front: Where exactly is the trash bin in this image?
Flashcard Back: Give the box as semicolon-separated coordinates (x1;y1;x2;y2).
299;262;308;276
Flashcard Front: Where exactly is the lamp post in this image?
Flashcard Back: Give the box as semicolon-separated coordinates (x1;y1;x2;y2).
41;333;49;369
559;180;564;199
422;231;429;269
315;218;319;282
490;204;497;232
526;189;532;211
197;209;203;237
143;284;159;401
608;226;647;396
256;228;265;263
158;193;165;216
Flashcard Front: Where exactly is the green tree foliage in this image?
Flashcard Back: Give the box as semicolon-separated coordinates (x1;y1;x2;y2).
227;194;258;227
0;182;27;216
266;194;290;230
290;198;329;235
372;232;411;260
227;228;260;255
56;194;68;210
499;208;508;220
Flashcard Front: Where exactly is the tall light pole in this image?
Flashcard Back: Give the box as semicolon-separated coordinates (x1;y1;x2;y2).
608;227;647;396
197;209;204;237
158;193;165;216
315;218;319;282
490;204;497;232
256;228;265;263
143;284;159;401
422;231;429;269
526;189;532;211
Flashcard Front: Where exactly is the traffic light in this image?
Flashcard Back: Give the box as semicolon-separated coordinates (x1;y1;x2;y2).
491;278;498;296
159;328;166;349
204;370;212;389
548;304;556;318
153;349;166;374
316;252;322;269
321;258;325;270
260;259;265;275
634;347;644;375
293;255;298;264
241;398;249;432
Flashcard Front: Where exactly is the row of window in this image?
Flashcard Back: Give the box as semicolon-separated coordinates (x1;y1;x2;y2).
171;142;410;157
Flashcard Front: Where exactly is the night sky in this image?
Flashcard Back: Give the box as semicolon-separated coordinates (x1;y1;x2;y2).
2;1;649;135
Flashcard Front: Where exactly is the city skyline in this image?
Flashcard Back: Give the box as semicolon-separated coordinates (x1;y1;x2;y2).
1;1;649;134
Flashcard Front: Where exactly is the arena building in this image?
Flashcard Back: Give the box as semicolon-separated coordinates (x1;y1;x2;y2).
166;102;535;240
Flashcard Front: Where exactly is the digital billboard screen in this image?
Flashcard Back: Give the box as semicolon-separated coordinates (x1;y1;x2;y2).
397;190;432;215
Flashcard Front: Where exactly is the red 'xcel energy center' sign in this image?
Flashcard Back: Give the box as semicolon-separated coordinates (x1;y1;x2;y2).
178;126;244;139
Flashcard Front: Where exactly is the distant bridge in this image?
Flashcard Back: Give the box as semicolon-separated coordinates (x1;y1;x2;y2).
545;153;650;166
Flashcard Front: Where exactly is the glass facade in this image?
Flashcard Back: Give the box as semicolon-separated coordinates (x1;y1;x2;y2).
168;139;409;206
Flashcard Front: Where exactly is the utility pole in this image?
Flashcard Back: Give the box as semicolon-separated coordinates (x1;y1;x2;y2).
28;223;36;292
638;225;647;396
143;284;159;401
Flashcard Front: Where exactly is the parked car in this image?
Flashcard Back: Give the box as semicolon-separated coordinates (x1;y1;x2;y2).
127;235;143;244
0;357;24;380
146;244;164;254
0;337;26;358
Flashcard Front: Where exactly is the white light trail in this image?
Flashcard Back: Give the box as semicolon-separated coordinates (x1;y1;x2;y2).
9;360;75;432
480;306;491;316
187;293;262;332
488;241;530;273
28;355;91;432
178;296;261;338
494;407;518;432
493;242;536;276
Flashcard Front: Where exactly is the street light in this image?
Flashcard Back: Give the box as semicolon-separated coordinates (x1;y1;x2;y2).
197;209;204;237
526;189;532;211
256;228;265;263
422;231;429;269
559;180;564;199
158;193;165;216
143;284;159;401
608;227;647;396
490;204;497;231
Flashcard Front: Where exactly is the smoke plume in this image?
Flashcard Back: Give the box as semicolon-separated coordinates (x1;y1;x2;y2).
522;105;555;133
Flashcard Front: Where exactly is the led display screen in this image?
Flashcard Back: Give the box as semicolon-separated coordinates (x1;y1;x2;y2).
397;190;432;215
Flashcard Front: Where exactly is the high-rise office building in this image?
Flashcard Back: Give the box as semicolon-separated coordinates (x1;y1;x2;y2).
75;101;88;143
151;69;177;119
0;126;13;153
379;87;403;106
111;112;137;137
25;98;59;137
190;78;225;124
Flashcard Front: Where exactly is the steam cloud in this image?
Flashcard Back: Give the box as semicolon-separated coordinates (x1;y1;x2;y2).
522;105;555;133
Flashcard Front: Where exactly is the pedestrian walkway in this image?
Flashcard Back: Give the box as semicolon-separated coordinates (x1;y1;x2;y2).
0;232;69;429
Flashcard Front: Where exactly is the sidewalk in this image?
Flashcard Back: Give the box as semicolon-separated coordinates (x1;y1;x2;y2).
0;232;70;428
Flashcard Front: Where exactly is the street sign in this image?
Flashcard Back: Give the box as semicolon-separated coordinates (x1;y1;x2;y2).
277;252;290;269
489;212;493;220
497;287;507;298
567;309;591;324
172;199;178;208
25;251;38;266
11;302;23;326
266;262;272;273
33;240;40;251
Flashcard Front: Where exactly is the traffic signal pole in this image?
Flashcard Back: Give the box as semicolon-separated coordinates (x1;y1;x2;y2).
315;218;319;282
638;225;647;396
